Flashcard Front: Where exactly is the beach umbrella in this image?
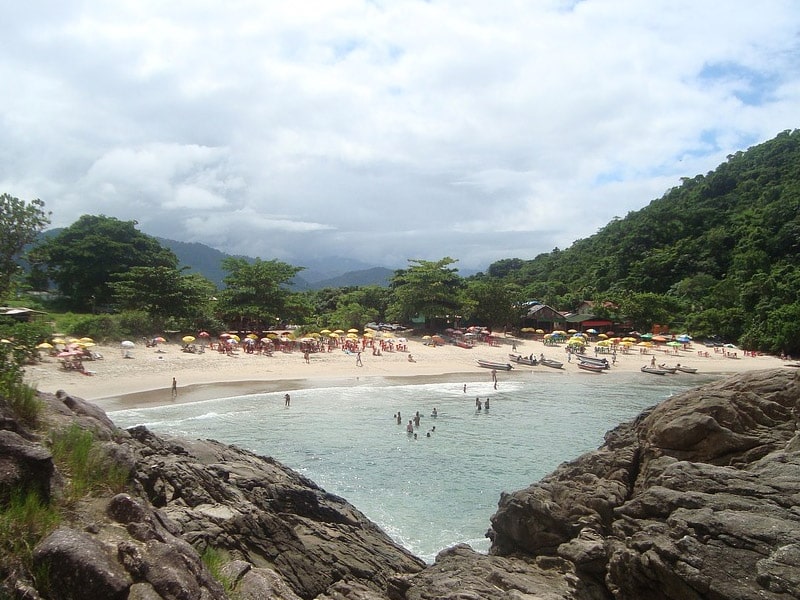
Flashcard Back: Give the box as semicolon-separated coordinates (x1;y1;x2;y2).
567;337;585;345
153;336;166;343
536;329;545;334
36;342;54;349
586;328;598;334
230;334;240;342
347;328;359;333
320;329;331;335
334;329;345;334
52;337;66;344
422;335;432;340
597;333;608;339
666;341;682;347
79;342;96;347
197;331;210;338
120;340;135;349
346;332;358;339
182;335;196;343
246;333;258;339
79;337;94;343
328;332;339;338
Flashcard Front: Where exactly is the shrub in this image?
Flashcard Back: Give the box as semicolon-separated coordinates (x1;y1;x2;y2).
201;546;236;595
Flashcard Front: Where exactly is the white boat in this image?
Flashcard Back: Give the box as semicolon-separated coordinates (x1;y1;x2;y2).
641;365;669;375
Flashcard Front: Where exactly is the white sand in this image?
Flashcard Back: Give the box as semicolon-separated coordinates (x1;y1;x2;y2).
24;335;787;411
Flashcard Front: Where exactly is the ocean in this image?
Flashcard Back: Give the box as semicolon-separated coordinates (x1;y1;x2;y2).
108;370;715;563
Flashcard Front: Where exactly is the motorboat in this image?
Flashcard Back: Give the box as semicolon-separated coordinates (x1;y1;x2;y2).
676;365;698;373
577;362;605;373
641;365;669;375
539;358;564;369
576;355;610;369
476;359;513;371
509;353;538;366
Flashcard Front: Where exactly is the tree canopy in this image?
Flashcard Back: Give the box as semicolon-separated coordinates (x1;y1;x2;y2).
31;215;179;311
0;193;50;300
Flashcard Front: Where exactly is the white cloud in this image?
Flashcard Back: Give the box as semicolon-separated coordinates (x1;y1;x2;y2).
1;0;798;269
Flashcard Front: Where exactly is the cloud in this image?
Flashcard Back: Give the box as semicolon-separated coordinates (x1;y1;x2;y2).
1;0;799;270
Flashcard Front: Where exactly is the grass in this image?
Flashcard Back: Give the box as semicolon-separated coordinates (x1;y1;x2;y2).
0;373;42;428
201;546;237;596
0;488;61;580
49;424;129;503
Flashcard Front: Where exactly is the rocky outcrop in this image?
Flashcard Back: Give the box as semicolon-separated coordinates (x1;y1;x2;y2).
2;368;798;599
488;368;800;599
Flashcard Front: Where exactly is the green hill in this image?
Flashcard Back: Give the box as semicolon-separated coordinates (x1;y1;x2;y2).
486;129;800;354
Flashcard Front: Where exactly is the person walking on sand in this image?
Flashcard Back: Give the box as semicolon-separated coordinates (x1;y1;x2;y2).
356;351;363;367
171;377;177;398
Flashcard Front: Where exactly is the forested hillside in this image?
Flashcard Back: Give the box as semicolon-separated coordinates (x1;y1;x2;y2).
486;129;800;354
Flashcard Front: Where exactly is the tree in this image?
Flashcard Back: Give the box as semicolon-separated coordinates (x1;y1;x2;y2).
32;215;178;310
216;257;303;330
462;279;521;329
0;194;50;300
387;258;463;327
109;266;216;326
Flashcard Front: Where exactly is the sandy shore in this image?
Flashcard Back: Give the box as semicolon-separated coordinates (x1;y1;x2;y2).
24;335;788;411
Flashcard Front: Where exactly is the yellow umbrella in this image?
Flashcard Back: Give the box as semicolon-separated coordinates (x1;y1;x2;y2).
567;337;585;345
247;333;258;339
320;329;331;335
52;337;66;344
334;329;345;334
346;332;358;339
78;342;96;347
597;333;608;338
79;337;94;343
536;329;545;334
182;335;196;343
37;342;54;349
347;328;359;333
328;332;340;338
230;334;241;342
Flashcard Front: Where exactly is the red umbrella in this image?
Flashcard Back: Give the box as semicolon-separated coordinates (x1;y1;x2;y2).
197;331;210;337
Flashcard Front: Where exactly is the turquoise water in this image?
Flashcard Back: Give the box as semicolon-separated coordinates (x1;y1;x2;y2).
108;371;714;563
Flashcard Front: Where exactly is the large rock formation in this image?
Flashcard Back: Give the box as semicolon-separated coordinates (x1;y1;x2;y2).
1;367;798;599
488;368;800;599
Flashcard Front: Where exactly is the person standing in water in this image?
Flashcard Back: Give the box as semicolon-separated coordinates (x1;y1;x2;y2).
284;393;291;407
171;377;177;398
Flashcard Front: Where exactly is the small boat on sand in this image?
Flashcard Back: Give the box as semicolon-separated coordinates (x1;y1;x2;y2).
539;358;564;369
576;355;610;369
676;365;698;373
578;362;605;373
476;359;513;371
641;365;669;375
509;353;538;366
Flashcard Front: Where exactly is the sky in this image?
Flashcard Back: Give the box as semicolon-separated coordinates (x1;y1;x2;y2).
2;1;799;272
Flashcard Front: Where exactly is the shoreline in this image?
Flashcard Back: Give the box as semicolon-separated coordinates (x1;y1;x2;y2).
24;335;789;412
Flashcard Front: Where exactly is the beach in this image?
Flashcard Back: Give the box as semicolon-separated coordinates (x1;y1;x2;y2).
23;334;788;412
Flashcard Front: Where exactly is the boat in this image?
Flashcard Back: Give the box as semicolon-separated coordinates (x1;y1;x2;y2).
539;358;564;369
509;353;538;366
676;365;698;373
641;365;669;375
476;359;513;371
577;362;605;373
657;363;678;374
576;355;610;369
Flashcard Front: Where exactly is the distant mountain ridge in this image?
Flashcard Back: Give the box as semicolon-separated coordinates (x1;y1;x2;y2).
155;238;393;289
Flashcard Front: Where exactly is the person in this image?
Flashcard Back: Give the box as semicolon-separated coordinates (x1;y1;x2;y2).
426;431;430;438
650;356;656;367
408;354;416;362
512;342;517;352
396;411;402;425
463;383;467;393
484;398;490;410
171;377;177;398
414;411;421;427
284;393;291;407
475;397;481;409
406;420;414;434
431;407;438;417
356;351;363;367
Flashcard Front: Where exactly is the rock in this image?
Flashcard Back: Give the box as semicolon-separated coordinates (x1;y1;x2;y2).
489;368;800;599
32;527;132;600
0;429;55;504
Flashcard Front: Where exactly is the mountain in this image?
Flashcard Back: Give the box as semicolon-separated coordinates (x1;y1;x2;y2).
155;238;393;289
311;266;395;289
